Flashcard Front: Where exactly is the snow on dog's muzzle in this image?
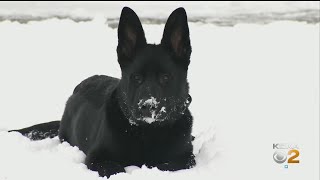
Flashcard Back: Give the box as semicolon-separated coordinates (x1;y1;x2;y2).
137;97;166;124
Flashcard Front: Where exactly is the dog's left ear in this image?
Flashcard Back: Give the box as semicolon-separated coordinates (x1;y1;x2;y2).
161;7;191;67
117;7;147;67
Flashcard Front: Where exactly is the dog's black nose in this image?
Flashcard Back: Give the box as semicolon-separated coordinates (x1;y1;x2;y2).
140;104;156;117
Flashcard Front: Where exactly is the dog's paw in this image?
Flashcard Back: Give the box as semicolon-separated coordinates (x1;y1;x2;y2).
89;161;126;178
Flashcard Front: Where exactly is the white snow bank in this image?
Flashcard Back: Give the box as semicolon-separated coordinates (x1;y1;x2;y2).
0;18;318;180
0;2;319;25
0;2;318;18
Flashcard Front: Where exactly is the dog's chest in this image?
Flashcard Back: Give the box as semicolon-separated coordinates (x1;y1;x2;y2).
116;126;181;164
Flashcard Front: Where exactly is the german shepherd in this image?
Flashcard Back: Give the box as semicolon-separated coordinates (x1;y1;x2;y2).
10;7;195;177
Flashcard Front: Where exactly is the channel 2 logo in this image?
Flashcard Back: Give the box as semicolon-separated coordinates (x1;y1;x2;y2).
273;143;300;167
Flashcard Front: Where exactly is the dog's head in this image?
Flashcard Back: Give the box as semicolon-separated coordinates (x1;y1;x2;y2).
116;7;192;126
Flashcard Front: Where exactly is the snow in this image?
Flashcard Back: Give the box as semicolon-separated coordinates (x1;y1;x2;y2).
141;97;159;107
143;117;157;124
138;97;164;124
138;97;159;109
0;2;319;25
136;95;190;124
0;7;319;180
0;2;318;17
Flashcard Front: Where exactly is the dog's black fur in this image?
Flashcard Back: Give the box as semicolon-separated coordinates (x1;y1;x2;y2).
10;7;195;177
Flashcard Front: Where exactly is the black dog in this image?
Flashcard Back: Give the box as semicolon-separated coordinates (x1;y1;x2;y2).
10;7;195;177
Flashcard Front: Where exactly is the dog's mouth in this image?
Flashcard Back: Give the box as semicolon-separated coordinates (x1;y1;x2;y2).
139;106;167;124
136;106;167;124
129;114;166;126
126;95;192;126
129;97;168;125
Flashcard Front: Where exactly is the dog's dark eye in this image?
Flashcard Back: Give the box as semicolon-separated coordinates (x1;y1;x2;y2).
160;74;171;84
132;74;143;84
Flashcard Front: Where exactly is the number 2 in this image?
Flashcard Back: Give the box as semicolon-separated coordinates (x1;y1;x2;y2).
288;149;300;163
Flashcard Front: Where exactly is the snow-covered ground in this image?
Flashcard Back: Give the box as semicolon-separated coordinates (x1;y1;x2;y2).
0;2;319;180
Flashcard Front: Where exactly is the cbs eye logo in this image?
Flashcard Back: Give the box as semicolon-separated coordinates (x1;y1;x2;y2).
273;149;300;164
273;143;300;165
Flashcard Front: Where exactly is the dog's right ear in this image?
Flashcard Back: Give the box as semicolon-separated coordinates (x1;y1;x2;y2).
117;7;146;67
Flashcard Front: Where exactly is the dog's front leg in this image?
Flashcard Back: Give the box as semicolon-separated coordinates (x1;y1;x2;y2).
85;153;125;177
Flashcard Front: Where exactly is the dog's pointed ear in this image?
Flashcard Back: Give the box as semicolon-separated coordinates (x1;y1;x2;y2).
117;7;146;67
161;8;191;67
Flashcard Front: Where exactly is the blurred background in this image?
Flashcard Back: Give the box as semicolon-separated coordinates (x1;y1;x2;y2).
0;2;319;180
0;1;319;26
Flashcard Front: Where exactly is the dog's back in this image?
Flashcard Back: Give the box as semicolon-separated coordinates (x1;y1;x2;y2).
59;75;119;153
